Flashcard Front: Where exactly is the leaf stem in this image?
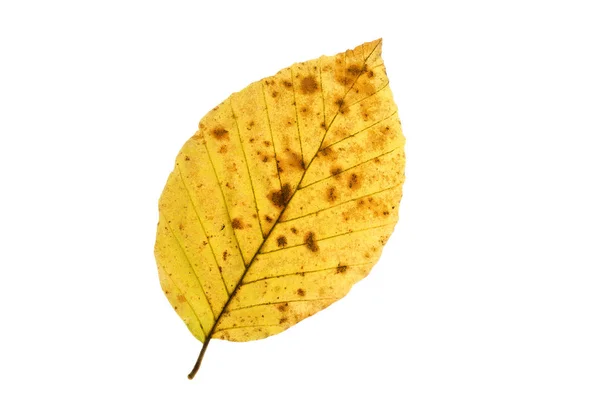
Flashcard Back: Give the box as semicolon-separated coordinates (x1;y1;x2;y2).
188;337;211;380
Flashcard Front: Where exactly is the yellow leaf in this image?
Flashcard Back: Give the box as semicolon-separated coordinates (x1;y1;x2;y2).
154;39;405;379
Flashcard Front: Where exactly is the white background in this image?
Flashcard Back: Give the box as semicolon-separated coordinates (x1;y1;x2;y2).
1;1;599;399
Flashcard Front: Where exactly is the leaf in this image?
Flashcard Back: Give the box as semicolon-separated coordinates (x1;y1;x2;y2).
154;39;405;379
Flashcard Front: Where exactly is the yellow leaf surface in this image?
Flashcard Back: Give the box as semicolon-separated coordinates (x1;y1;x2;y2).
154;39;405;378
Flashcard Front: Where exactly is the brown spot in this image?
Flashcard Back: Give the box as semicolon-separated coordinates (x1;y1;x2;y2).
232;218;244;229
276;236;287;247
211;127;229;140
305;232;319;252
262;155;269;162
326;186;337;203
271;91;278;98
279;317;288;324
368;70;375;78
263;140;271;147
184;156;190;161
283;80;293;88
297;288;306;297
291;227;298;234
218;145;228;153
289;151;305;170
335;98;345;107
348;173;361;189
269;183;292;208
177;294;186;303
300;76;318;94
320;122;326;129
218;266;223;273
265;215;273;223
277;303;289;312
222;251;228;261
246;121;255;130
330;166;343;177
178;223;184;230
347;64;364;76
336;264;348;274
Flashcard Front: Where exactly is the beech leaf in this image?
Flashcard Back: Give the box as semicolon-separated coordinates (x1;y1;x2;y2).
154;39;405;379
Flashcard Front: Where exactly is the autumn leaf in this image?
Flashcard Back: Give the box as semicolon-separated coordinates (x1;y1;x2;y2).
154;39;405;379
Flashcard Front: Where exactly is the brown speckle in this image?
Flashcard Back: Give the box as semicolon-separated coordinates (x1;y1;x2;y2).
269;183;292;208
305;232;319;252
297;288;306;297
291;227;298;234
283;80;293;88
276;236;287;247
300;76;318;94
222;251;228;261
232;218;244;229
211;127;229;140
184;156;190;161
336;264;348;274
326;186;337;203
265;215;273;223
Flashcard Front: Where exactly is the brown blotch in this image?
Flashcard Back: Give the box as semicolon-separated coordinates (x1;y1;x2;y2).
277;302;289;312
297;288;306;297
326;186;338;203
222;251;228;261
232;218;244;229
300;76;318;94
276;235;288;247
211;127;229;140
336;264;348;274
269;183;292;208
265;215;273;223
348;173;361;190
305;232;319;252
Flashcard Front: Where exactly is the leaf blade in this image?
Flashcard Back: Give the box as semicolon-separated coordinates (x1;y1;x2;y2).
155;38;405;365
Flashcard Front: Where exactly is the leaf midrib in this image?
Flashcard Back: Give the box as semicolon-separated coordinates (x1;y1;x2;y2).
204;40;383;341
